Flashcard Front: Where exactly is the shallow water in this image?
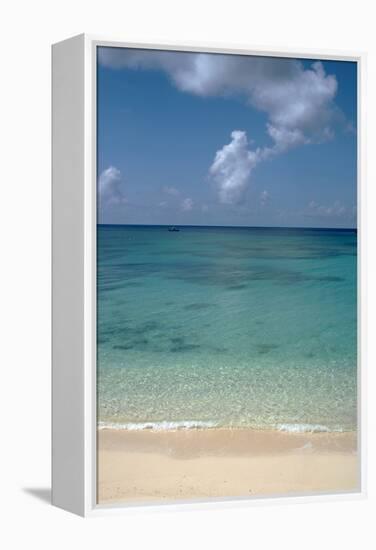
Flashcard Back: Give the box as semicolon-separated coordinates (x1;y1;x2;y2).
97;225;357;432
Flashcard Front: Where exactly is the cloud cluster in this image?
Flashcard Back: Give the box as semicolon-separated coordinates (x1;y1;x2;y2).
99;49;340;204
100;49;338;148
98;166;127;206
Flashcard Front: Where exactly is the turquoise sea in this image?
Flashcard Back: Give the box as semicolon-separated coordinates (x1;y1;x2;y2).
97;225;357;433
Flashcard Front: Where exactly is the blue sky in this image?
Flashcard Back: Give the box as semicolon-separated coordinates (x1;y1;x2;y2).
97;48;357;228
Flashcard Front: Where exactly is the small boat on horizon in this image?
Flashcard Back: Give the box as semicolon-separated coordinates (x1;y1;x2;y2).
168;226;180;232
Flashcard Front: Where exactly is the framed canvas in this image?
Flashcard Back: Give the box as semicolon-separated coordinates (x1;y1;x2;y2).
52;34;366;517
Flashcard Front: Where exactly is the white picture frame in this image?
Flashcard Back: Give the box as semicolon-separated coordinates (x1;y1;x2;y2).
52;34;366;517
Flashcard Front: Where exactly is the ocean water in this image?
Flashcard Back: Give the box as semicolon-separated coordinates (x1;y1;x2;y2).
97;225;357;433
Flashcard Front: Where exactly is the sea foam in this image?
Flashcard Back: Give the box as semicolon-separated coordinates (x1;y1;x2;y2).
276;423;344;433
98;420;217;431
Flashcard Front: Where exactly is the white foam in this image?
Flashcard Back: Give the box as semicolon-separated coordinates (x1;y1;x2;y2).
276;423;343;433
98;420;217;431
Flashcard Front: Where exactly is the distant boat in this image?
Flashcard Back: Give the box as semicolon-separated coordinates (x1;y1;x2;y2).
168;227;180;232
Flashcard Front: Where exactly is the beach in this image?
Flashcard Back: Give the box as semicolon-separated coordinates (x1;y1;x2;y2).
97;428;358;504
97;225;357;504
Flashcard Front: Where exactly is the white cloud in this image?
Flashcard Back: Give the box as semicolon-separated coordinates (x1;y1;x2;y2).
209;130;262;204
98;166;127;206
99;50;339;150
99;50;343;206
265;124;308;154
181;197;194;211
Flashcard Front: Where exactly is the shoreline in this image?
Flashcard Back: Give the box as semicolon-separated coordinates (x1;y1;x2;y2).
97;428;358;504
98;422;355;434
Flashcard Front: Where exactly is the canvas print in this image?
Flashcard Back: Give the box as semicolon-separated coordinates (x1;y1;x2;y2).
96;47;358;505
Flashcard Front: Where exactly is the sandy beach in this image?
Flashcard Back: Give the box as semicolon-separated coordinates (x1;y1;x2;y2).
97;428;358;505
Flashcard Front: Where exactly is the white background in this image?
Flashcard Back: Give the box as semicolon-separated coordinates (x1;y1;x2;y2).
1;0;375;548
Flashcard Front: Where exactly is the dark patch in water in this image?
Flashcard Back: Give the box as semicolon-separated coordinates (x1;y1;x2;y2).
101;255;349;290
109;322;160;343
256;343;279;354
168;334;201;353
133;338;149;346
139;321;160;332
170;343;201;353
113;344;133;351
217;242;354;261
227;284;247;290
184;303;215;311
167;263;330;288
318;276;345;282
100;325;128;337
111;330;154;350
170;336;185;346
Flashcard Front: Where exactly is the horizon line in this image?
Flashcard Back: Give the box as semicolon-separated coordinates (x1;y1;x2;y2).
97;222;356;231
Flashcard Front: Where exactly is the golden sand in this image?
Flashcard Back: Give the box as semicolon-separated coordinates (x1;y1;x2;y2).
97;428;358;505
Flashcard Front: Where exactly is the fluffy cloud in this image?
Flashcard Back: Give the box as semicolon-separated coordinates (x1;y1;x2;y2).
181;197;194;211
100;49;341;205
98;166;127;206
99;49;338;149
209;130;262;204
